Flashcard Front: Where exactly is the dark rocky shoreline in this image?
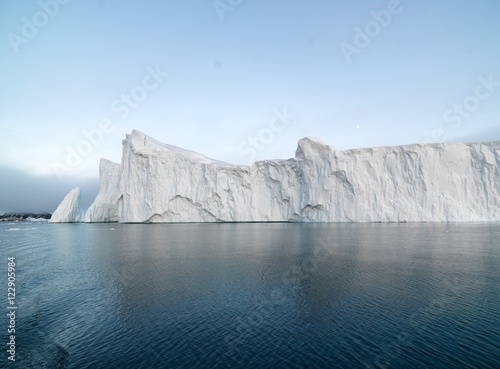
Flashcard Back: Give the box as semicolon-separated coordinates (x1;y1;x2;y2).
0;213;52;222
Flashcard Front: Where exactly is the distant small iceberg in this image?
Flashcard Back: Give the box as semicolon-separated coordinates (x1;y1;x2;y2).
48;188;83;223
26;216;49;222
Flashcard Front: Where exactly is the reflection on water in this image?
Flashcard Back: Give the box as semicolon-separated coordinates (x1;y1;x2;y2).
0;222;499;368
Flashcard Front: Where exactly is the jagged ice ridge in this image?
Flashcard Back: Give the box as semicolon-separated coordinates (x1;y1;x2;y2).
51;130;500;223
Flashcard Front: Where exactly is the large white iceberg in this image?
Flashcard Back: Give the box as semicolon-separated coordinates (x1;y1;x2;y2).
57;130;500;223
49;187;82;223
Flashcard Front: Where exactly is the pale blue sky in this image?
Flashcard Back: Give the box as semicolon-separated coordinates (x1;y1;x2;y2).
1;0;499;212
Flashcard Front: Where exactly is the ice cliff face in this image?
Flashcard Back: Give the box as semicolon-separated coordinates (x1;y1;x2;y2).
59;130;500;223
84;159;120;222
48;187;82;223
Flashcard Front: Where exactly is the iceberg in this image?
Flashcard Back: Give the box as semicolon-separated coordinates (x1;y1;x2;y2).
58;130;500;223
84;158;120;222
48;187;82;223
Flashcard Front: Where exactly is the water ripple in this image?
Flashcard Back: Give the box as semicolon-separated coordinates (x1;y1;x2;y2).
0;222;498;368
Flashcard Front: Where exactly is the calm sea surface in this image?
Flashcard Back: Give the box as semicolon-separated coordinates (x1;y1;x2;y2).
0;222;499;368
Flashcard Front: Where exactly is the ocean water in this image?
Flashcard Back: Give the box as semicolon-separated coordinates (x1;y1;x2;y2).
0;222;499;368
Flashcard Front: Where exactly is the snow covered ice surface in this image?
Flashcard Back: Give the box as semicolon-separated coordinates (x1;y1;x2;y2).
53;130;500;223
48;187;82;223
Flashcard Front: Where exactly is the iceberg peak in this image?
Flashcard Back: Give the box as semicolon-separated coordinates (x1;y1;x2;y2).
295;136;334;160
48;187;82;223
125;129;230;165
